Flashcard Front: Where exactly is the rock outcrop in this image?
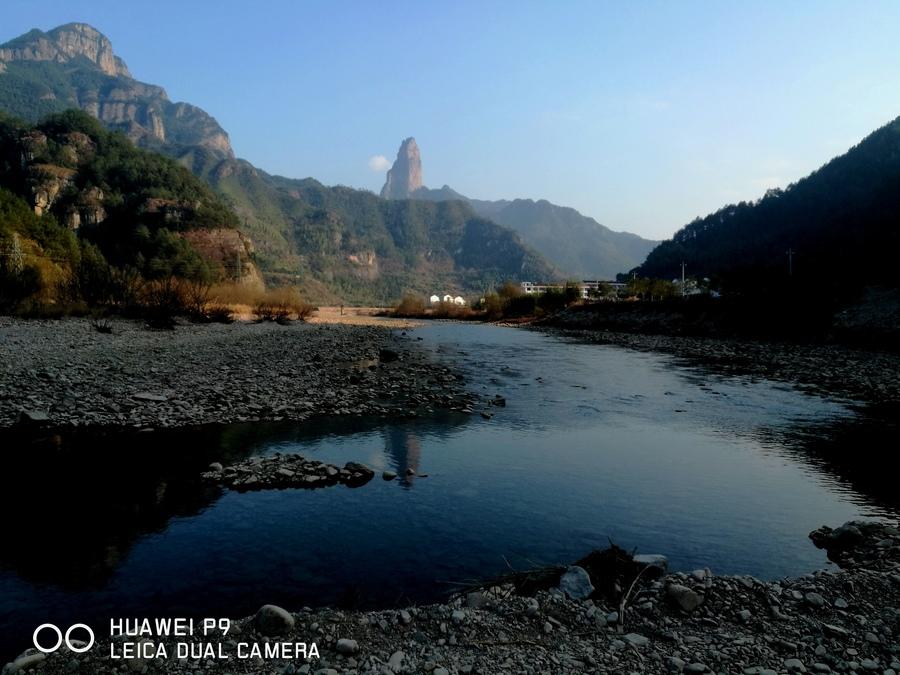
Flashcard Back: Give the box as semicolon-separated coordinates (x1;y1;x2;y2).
0;23;130;77
380;137;423;199
0;24;234;159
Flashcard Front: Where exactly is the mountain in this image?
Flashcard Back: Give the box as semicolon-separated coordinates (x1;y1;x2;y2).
380;137;422;199
0;23;233;159
469;198;656;280
0;109;253;306
188;152;557;303
634;116;900;294
379;138;658;278
0;24;555;303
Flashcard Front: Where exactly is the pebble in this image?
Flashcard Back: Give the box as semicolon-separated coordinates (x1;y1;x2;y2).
335;639;358;655
0;319;481;430
667;583;701;612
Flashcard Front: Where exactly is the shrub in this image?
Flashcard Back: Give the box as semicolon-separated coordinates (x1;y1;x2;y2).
498;281;523;300
479;293;505;320
394;294;426;317
252;287;314;323
141;277;187;329
90;316;113;334
76;242;113;305
505;294;537;317
0;263;42;311
181;278;212;322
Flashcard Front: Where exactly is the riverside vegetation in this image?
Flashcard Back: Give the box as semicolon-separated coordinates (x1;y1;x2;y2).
0;109;256;318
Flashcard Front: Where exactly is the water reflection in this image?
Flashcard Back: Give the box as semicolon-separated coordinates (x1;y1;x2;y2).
776;405;900;514
0;426;222;587
0;411;468;589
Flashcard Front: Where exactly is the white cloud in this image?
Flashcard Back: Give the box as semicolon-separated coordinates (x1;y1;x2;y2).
368;155;391;172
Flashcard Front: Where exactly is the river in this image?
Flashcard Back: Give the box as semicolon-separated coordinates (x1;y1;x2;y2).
1;323;896;659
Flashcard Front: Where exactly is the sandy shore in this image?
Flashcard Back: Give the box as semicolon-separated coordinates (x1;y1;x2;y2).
307;306;422;328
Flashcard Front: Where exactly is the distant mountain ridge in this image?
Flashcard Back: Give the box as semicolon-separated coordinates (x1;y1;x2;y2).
379;139;658;279
0;24;557;303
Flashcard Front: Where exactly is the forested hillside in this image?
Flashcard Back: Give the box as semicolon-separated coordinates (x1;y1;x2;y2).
635;117;900;294
186;151;558;304
0;110;249;309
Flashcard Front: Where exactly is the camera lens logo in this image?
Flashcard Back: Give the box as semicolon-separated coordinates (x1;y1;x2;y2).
32;624;94;654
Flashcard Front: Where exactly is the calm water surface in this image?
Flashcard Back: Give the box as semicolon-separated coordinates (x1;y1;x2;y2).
1;323;896;658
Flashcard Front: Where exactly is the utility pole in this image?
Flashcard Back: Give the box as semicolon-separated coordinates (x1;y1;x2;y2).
681;261;686;297
786;248;794;277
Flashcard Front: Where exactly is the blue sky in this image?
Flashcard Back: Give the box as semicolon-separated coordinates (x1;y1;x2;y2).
4;1;900;239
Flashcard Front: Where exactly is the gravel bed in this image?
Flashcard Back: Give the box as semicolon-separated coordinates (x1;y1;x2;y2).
0;317;480;429
5;521;897;674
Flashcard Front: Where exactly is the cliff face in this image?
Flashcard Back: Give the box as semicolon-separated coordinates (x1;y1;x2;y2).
380;137;422;199
0;23;130;77
0;24;233;158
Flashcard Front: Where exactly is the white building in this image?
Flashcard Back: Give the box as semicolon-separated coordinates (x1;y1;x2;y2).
520;280;626;300
580;280;627;299
429;293;466;305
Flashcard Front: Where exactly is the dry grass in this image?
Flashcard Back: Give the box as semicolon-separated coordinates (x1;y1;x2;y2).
207;281;266;306
251;287;317;323
204;282;316;322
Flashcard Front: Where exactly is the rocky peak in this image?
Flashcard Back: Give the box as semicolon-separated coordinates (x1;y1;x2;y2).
0;23;131;78
380;137;423;199
0;23;234;160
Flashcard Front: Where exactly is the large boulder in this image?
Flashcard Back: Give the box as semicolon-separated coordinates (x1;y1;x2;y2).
666;583;701;612
253;604;295;636
558;565;594;600
810;522;864;551
17;410;49;426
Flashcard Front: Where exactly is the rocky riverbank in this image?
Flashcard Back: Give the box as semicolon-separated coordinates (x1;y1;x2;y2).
0;317;482;429
201;454;377;491
5;521;898;674
535;325;900;406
